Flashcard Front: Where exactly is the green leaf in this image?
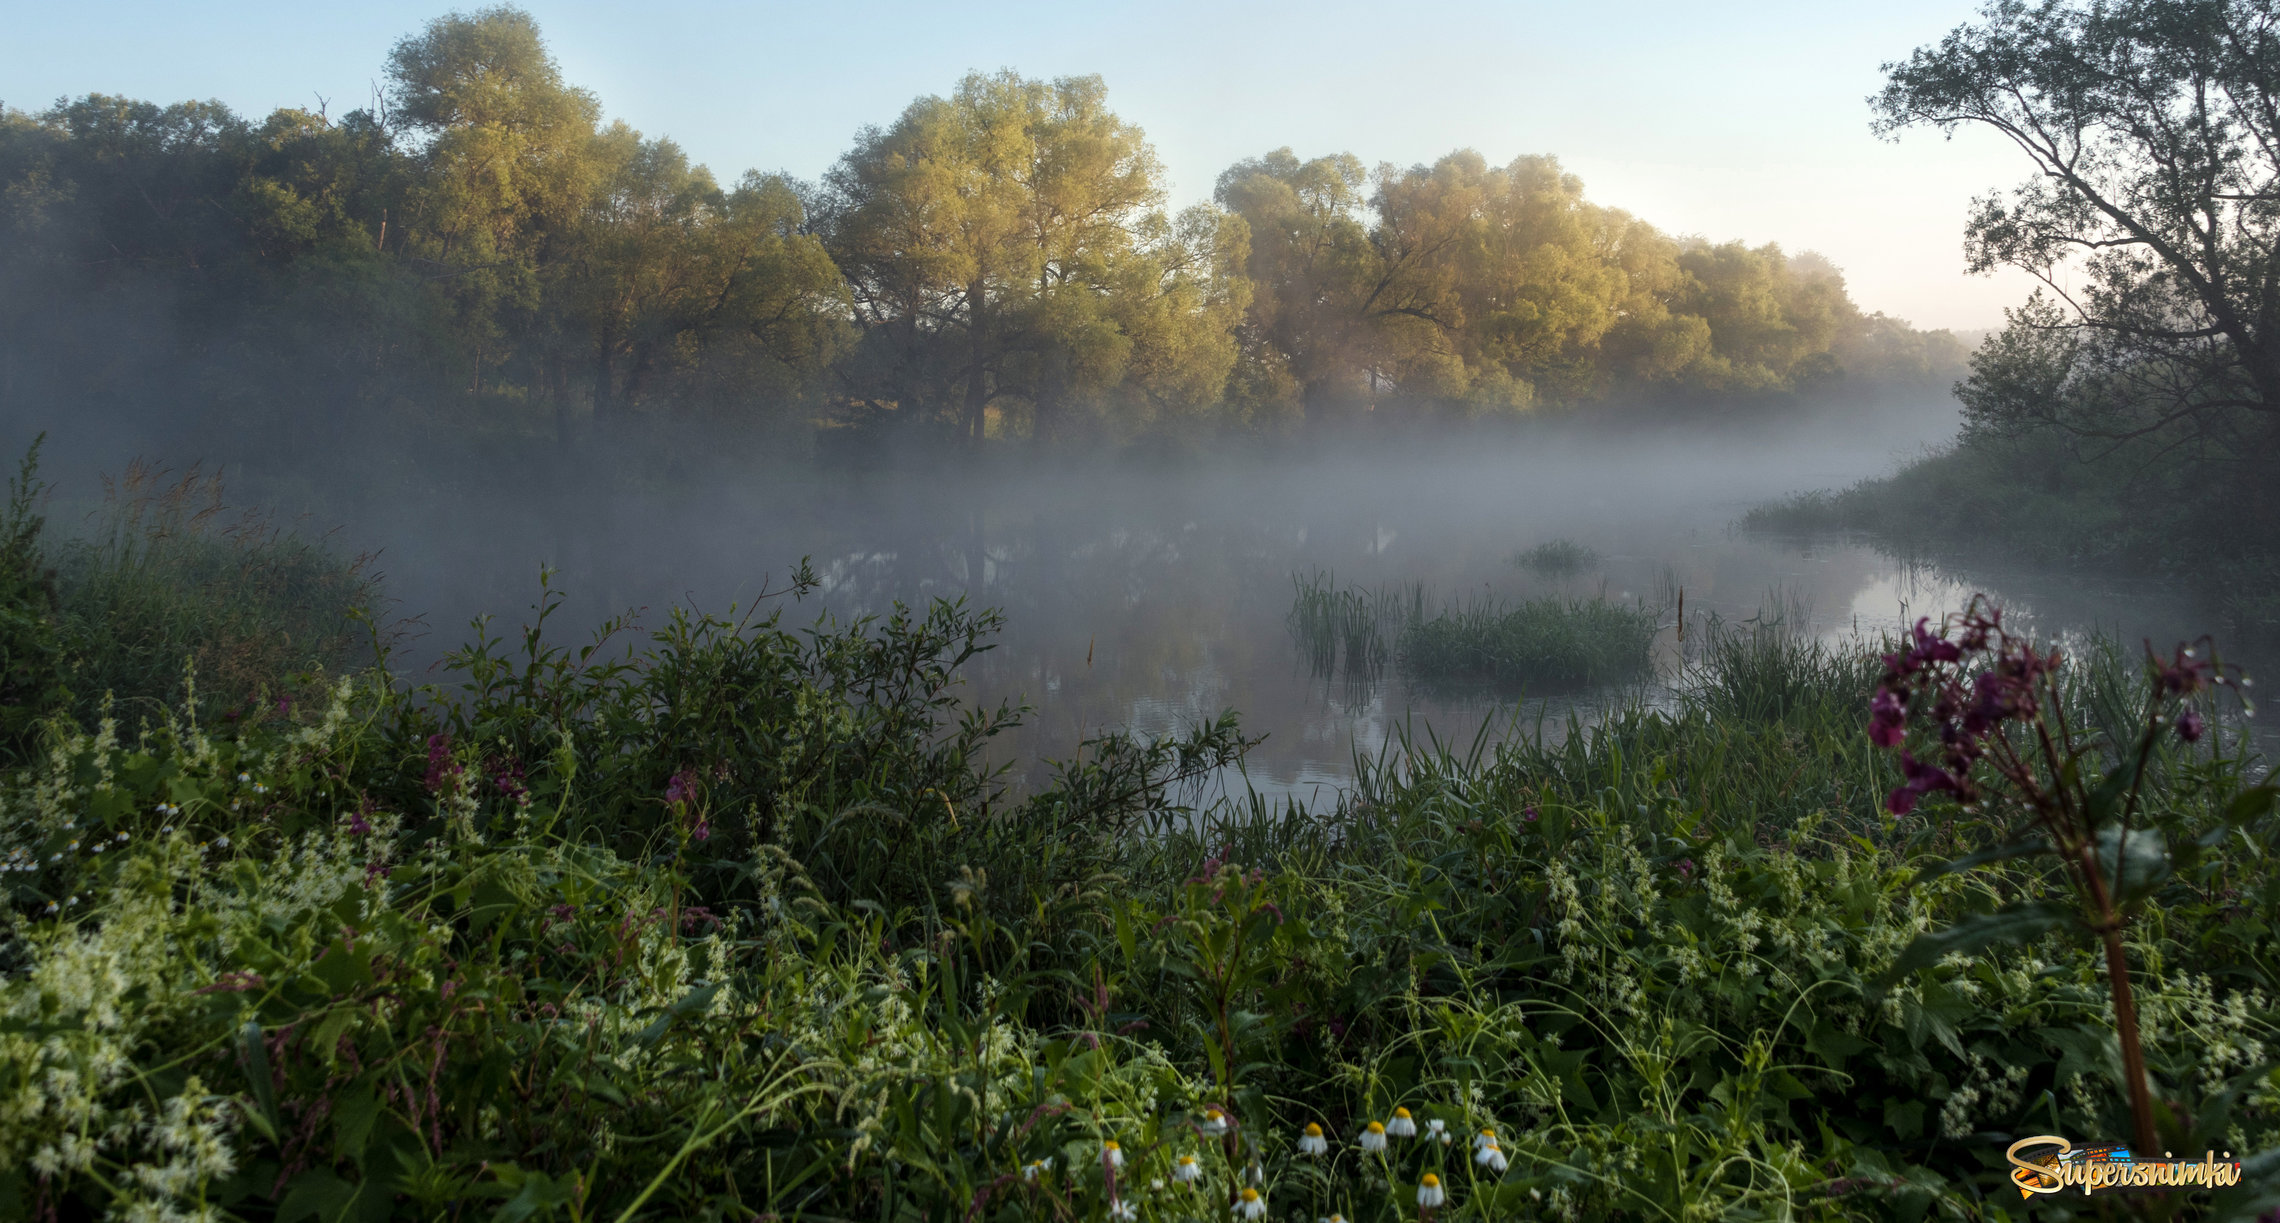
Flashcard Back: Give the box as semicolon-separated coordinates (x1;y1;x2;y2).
1887;901;2074;981
493;1168;578;1223
1913;837;2054;882
634;982;724;1046
239;1020;282;1143
2225;784;2279;826
2095;825;2169;901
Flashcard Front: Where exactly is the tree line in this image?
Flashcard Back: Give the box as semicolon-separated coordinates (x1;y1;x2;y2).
0;6;1967;463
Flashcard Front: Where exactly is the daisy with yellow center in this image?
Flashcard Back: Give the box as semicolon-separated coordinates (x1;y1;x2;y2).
1386;1107;1417;1138
1298;1121;1328;1156
1418;1173;1446;1208
1359;1120;1388;1152
1236;1187;1267;1220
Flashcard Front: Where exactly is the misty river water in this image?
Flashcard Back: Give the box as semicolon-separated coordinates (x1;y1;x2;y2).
345;399;2259;809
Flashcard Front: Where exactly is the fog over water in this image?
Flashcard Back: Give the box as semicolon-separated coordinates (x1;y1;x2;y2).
144;390;2238;810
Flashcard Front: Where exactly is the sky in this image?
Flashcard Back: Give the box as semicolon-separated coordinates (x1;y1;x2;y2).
4;0;2038;332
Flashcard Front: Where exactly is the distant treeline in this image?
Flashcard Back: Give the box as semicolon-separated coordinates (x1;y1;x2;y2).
0;6;1966;463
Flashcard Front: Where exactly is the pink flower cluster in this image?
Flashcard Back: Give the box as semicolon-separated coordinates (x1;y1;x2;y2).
1869;608;2051;815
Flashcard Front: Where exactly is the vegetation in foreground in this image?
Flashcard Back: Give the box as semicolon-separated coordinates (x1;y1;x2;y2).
3;463;2279;1222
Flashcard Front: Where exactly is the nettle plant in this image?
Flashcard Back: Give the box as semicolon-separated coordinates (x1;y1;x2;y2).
1870;599;2272;1155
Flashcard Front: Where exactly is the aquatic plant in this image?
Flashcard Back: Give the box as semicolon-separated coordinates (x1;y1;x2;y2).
1398;593;1659;692
1511;538;1599;577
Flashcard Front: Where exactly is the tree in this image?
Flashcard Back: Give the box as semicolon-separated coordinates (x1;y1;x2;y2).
386;5;601;391
552;129;844;429
1874;0;2280;476
823;71;1221;445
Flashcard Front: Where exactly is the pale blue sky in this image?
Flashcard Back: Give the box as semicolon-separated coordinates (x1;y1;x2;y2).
4;0;2037;330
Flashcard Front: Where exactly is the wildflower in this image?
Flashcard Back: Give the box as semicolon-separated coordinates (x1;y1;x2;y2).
1197;1107;1230;1136
1473;1129;1498;1151
1235;1187;1266;1220
1474;1140;1507;1174
1173;1154;1202;1183
1323;1215;1348;1223
1387;1108;1417;1138
238;772;251;783
2178;706;2207;743
253;784;266;794
1417;1173;1445;1208
215;835;231;849
347;812;373;836
114;831;127;842
1110;1199;1138;1222
1359;1121;1387;1152
1104;1140;1125;1170
1023;1158;1052;1182
1426;1118;1448;1144
1298;1122;1328;1156
1868;687;1908;748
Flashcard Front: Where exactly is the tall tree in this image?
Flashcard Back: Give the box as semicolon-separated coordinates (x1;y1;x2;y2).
1875;0;2280;472
386;5;601;391
824;71;1218;444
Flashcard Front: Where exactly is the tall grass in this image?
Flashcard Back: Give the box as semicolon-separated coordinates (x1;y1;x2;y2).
50;461;382;724
1511;537;1598;576
1399;593;1659;692
1287;570;1419;683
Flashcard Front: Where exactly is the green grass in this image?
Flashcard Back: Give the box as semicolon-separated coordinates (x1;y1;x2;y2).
1511;537;1599;577
1399;592;1660;693
46;460;381;725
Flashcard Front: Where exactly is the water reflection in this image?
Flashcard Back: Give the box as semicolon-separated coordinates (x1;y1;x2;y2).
351;409;2266;806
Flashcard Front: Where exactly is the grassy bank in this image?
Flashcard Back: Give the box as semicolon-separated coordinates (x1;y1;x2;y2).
3;484;2278;1222
1744;439;2280;633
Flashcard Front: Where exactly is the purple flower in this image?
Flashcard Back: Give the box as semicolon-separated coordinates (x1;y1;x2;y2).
2177;707;2206;743
692;819;711;842
1675;858;1695;881
422;734;461;794
665;769;695;807
1868;688;1908;748
347;812;373;836
1522;805;1539;823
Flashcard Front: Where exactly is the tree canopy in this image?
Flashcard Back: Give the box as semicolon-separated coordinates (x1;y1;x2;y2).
0;5;1964;468
1875;0;2280;477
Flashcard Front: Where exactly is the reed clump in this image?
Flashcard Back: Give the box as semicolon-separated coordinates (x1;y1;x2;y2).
1400;593;1659;692
1512;537;1599;576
